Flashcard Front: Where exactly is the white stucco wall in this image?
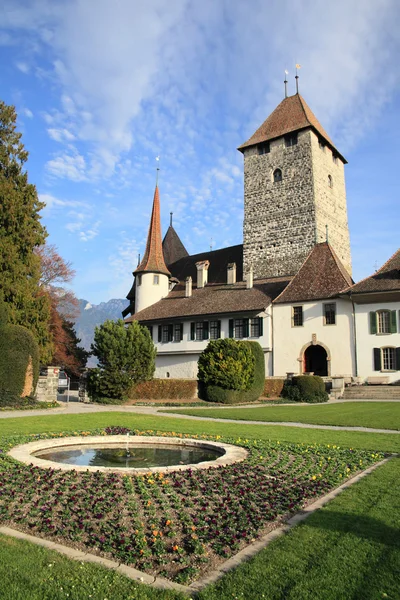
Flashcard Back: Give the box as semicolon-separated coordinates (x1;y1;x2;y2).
148;310;272;379
135;272;169;313
273;298;355;377
355;301;400;382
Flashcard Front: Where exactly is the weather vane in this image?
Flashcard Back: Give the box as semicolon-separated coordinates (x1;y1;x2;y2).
295;64;301;93
284;70;289;98
155;155;160;184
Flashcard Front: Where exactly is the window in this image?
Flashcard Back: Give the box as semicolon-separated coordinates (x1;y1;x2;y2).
250;317;263;337
382;347;395;371
377;310;390;334
332;153;338;164
324;303;336;325
153;275;159;285
273;168;282;183
190;321;209;341
328;175;333;188
209;320;221;340
137;275;142;286
228;318;249;339
158;323;182;343
370;310;397;334
318;139;325;151
285;133;298;147
293;306;303;327
258;141;270;155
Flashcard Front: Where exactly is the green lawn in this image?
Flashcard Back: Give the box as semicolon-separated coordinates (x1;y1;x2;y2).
0;412;399;599
165;401;400;430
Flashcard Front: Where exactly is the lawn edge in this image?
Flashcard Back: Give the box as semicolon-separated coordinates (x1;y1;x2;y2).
187;455;394;592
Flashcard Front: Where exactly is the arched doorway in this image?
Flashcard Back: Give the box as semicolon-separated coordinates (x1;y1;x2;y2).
304;345;328;376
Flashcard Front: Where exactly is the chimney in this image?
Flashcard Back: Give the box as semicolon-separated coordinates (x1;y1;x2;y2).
246;266;253;289
185;276;192;297
195;260;210;289
227;262;236;285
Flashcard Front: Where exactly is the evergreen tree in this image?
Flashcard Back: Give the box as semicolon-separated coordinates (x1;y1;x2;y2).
88;319;156;400
0;100;52;361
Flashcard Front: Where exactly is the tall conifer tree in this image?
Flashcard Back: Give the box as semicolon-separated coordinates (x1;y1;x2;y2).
0;100;52;361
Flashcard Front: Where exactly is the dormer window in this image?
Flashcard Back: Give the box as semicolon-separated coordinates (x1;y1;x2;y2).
285;133;298;147
258;141;270;155
273;168;282;183
328;175;333;188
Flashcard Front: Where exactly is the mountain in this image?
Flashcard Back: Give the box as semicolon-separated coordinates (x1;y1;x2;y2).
74;299;129;364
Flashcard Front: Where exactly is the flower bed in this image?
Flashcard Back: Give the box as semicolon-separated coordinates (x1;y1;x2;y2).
0;428;385;584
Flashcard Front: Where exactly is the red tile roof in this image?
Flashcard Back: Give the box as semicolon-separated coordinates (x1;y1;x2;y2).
274;242;353;304
238;94;345;162
344;248;400;294
125;276;291;323
134;185;171;276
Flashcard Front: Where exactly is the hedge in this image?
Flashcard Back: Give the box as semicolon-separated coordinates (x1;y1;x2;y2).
0;300;39;397
263;378;285;398
204;341;265;404
129;379;198;400
282;375;328;403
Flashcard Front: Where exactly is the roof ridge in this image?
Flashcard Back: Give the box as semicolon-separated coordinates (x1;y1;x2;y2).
326;243;353;287
342;247;400;294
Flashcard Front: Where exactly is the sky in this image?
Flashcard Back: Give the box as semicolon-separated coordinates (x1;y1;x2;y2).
0;0;399;305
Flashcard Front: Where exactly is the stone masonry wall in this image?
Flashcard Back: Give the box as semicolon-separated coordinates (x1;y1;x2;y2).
243;129;316;279
310;132;352;275
243;128;352;279
35;366;59;403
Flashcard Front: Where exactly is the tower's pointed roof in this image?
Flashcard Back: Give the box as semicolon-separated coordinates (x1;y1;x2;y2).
238;93;346;162
134;185;171;276
162;225;189;266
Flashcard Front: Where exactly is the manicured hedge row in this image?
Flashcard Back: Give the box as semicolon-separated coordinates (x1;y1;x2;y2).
263;378;285;398
0;301;39;397
129;378;198;400
282;375;328;403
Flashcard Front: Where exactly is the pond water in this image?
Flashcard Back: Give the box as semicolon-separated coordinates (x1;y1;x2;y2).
34;444;222;469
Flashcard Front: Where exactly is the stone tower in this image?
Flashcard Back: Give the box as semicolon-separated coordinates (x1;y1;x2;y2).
134;185;171;313
238;93;352;279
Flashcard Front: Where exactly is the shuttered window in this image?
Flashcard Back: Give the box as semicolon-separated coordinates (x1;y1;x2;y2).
370;310;397;334
158;323;182;343
209;321;221;340
250;317;263;337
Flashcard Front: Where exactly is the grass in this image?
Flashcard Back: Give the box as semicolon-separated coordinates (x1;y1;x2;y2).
197;456;400;600
0;534;185;600
1;412;400;452
165;401;400;430
0;411;399;598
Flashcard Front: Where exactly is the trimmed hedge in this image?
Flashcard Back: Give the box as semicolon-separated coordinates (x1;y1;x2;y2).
129;379;198;400
202;341;265;404
263;378;285;398
282;375;328;403
0;301;39;397
198;339;254;391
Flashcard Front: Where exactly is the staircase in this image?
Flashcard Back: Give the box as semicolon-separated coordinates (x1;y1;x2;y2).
342;385;400;400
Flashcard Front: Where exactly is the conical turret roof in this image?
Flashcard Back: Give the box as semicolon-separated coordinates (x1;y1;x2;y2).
238;94;346;162
134;185;171;276
162;225;189;266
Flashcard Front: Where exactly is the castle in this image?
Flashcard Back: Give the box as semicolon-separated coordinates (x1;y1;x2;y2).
124;92;400;384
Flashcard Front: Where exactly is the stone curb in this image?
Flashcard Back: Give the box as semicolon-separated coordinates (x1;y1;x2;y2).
8;435;248;474
187;456;393;592
0;526;191;595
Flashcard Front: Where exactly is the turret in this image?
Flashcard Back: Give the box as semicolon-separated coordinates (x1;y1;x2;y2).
134;185;170;313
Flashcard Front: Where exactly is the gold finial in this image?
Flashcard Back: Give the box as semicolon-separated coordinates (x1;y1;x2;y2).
295;64;301;93
155;155;160;185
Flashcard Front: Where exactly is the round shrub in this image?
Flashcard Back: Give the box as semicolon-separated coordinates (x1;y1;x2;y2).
282;375;328;403
0;300;40;397
198;339;254;391
199;340;264;404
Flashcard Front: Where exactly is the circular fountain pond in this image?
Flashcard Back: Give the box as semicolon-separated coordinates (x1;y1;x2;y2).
8;436;248;473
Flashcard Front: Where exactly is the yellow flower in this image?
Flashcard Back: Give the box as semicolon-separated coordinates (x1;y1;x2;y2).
172;545;179;551
312;475;316;480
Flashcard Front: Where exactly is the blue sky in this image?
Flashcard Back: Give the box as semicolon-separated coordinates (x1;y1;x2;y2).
0;0;399;304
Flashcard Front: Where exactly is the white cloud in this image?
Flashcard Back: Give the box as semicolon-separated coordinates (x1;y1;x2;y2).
46;149;87;181
47;128;75;142
79;221;100;242
22;107;33;118
16;61;29;73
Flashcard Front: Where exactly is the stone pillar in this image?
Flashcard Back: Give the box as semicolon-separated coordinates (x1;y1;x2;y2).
35;366;60;403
